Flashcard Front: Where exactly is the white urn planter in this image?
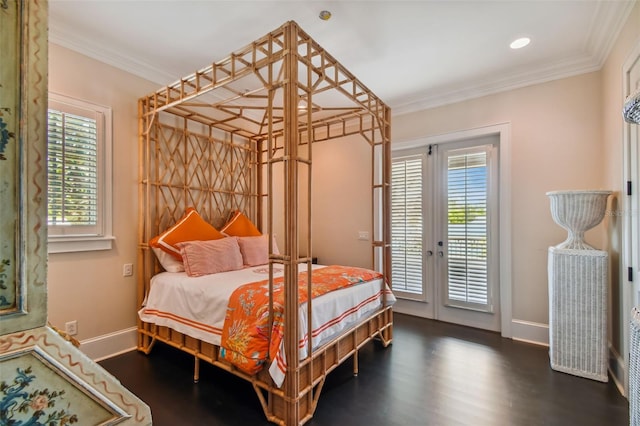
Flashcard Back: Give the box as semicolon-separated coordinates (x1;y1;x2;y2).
546;190;612;382
547;190;612;250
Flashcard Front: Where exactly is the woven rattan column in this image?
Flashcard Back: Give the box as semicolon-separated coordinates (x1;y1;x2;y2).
548;247;608;382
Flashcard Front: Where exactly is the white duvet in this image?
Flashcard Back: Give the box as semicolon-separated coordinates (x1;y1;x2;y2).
138;264;395;386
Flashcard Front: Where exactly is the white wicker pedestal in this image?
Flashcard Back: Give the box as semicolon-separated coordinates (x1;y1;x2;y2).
548;247;608;382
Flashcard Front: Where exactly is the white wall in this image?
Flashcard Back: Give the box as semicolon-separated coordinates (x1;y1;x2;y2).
392;71;604;329
47;44;158;355
311;135;373;269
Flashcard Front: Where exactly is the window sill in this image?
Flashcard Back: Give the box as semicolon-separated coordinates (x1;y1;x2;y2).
48;235;115;254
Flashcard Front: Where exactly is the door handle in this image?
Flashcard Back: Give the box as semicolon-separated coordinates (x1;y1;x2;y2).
438;251;444;257
426;250;433;256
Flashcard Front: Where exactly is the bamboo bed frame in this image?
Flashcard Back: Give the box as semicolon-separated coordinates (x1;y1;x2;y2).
137;21;392;425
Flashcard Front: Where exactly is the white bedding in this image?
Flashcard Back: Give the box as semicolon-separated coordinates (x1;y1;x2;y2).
138;264;395;386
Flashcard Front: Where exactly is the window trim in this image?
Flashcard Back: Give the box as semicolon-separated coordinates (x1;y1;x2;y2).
47;93;114;254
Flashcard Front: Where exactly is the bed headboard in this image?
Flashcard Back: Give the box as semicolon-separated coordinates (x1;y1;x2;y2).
142;118;256;230
138;112;259;299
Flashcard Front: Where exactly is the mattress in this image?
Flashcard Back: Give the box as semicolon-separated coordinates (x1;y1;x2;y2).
138;264;395;386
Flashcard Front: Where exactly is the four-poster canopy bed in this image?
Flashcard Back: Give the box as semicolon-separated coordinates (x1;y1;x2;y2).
137;21;393;425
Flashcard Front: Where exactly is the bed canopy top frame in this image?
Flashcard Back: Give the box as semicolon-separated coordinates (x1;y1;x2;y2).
137;21;392;425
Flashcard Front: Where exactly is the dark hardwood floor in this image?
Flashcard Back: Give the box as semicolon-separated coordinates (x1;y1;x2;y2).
99;314;629;425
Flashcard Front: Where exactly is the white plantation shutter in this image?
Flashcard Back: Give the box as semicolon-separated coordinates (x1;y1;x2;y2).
446;149;490;307
47;94;113;253
391;155;424;298
47;109;98;226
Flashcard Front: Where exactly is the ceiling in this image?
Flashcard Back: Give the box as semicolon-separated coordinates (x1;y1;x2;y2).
48;0;636;115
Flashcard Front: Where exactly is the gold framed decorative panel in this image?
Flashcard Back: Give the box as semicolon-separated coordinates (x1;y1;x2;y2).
0;0;47;333
0;1;152;423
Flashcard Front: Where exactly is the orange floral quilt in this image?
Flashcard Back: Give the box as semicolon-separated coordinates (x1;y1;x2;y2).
219;265;383;375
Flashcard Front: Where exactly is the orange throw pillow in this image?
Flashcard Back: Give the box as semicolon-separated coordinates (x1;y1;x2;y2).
221;210;261;237
150;207;224;260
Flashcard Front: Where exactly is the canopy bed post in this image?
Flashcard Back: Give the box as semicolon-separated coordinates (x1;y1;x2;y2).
281;21;302;425
137;96;154;351
383;105;393;343
137;97;146;349
256;138;263;231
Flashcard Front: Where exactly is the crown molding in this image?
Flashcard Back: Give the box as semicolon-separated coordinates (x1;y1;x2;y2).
48;21;177;86
392;54;601;116
584;0;636;68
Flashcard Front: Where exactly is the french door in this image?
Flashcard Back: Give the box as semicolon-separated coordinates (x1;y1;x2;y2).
391;135;500;331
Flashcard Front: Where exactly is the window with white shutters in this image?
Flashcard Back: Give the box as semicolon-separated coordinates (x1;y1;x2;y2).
391;155;424;299
445;148;490;308
47;93;113;253
48;109;98;226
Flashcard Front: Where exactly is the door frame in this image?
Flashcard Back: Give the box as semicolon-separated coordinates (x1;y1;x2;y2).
392;122;513;338
620;37;640;397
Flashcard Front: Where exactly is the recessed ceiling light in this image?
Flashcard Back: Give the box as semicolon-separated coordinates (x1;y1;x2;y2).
510;37;531;49
319;10;332;21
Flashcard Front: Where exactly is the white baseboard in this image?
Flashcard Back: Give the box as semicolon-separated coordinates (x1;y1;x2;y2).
392;299;434;319
510;319;549;346
609;344;627;397
395;302;551;346
79;326;137;362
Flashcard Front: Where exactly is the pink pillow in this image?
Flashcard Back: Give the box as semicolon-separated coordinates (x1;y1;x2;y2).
176;238;243;277
237;235;279;266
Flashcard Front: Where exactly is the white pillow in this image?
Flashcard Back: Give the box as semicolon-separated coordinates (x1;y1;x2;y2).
152;247;185;272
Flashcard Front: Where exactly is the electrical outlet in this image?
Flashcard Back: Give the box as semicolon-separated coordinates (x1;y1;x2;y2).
358;231;370;241
65;320;78;336
123;263;133;277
